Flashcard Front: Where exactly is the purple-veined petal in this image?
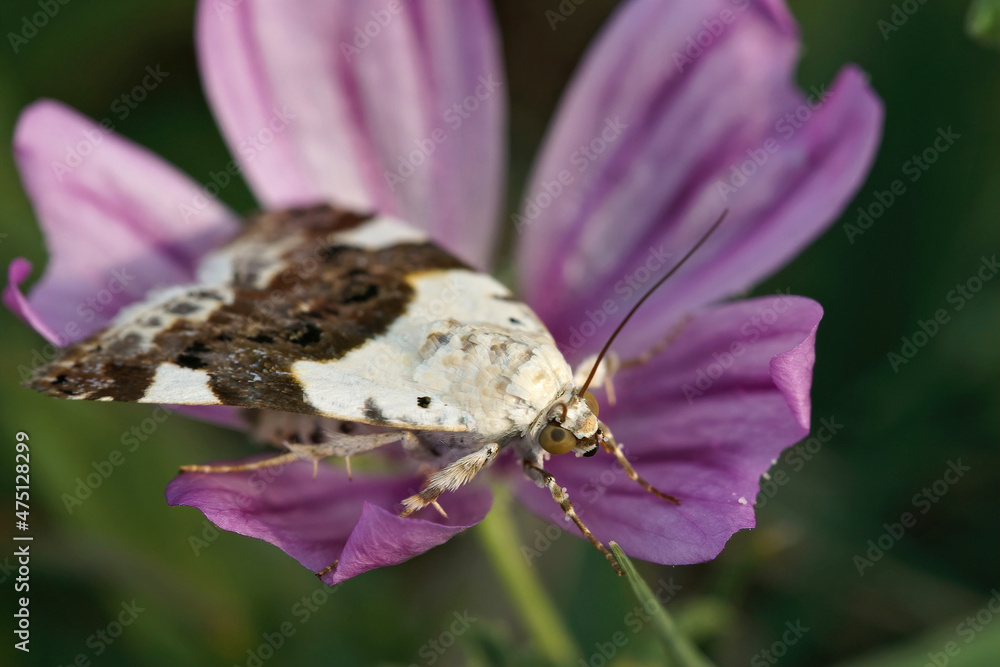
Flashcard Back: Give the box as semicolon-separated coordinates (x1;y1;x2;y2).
516;295;821;564
196;0;506;267
517;0;881;361
7;100;239;343
167;458;492;584
4;258;59;345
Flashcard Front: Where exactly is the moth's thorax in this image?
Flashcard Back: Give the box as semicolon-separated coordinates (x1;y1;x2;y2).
413;319;574;442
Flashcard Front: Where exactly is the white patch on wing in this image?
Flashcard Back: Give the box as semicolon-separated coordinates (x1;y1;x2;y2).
100;220;311;352
198;232;301;289
195;215;425;291
141;363;220;404
332;215;429;249
195;247;239;286
106;284;235;353
292;269;572;441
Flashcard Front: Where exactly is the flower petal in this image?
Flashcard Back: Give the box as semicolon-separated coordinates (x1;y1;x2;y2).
517;0;880;359
4;258;59;345
516;295;821;565
166;459;491;584
197;0;505;267
169;406;248;431
8;100;238;342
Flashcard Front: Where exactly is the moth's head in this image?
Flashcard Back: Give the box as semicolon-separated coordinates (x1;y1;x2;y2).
534;390;604;457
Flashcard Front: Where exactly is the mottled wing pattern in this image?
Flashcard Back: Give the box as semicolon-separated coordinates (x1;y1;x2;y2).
27;205;559;433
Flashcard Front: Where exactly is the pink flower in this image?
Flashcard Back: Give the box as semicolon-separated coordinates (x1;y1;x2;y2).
5;0;881;584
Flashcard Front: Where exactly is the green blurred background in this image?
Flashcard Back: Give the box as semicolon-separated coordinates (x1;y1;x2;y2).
0;1;997;666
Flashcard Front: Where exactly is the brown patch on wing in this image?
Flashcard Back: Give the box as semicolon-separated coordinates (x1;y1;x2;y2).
27;204;468;416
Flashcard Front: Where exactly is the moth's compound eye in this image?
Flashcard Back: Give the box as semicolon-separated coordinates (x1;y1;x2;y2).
540;423;578;455
583;391;599;417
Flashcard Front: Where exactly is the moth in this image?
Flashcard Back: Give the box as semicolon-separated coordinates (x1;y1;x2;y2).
27;204;723;576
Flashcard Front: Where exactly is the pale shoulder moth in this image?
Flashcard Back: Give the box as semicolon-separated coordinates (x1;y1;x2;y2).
27;204;725;577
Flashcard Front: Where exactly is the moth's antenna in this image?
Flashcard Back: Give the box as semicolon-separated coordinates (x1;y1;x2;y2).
579;209;729;394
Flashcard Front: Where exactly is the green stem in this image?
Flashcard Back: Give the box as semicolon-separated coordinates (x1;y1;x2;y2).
610;542;715;667
476;485;581;666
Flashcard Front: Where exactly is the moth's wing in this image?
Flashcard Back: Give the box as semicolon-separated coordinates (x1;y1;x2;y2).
27;205;553;432
288;269;569;436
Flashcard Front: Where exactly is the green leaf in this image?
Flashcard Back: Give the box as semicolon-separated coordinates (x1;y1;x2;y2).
967;0;1000;47
610;543;716;667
